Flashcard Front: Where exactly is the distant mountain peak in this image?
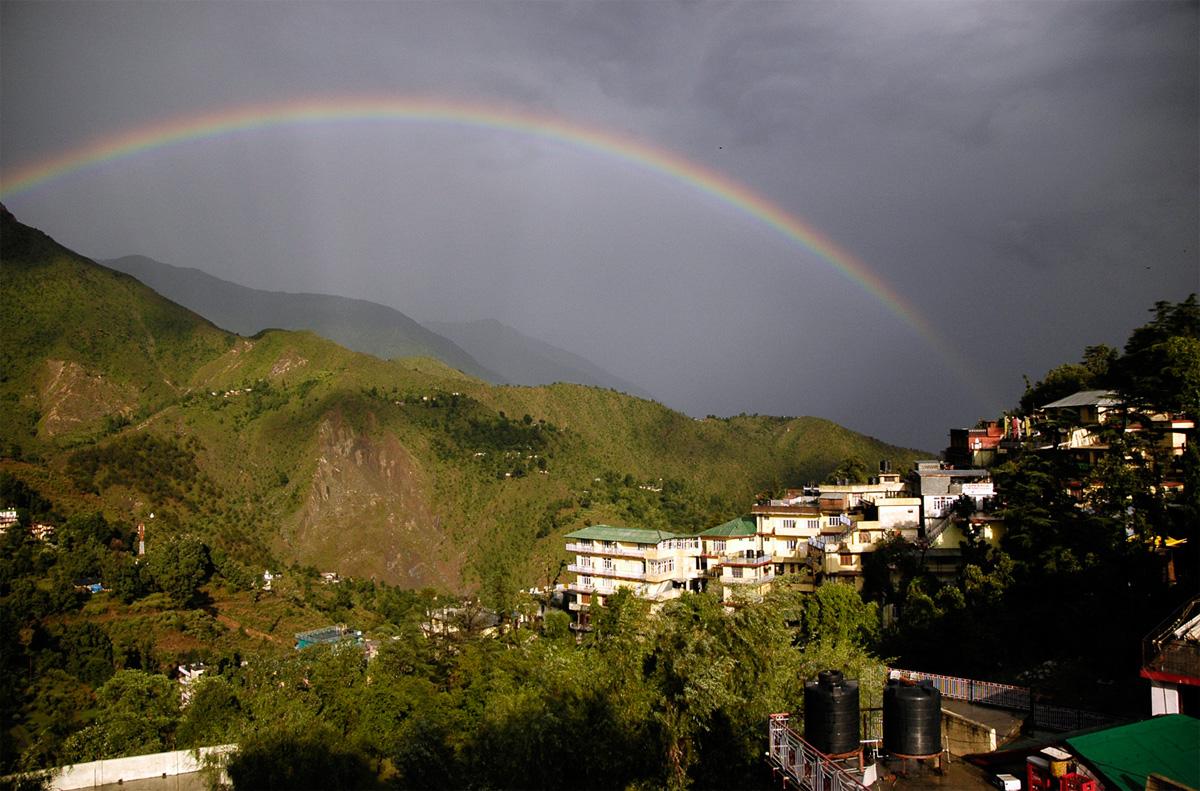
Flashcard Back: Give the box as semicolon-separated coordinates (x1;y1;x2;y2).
102;255;500;381
425;319;654;399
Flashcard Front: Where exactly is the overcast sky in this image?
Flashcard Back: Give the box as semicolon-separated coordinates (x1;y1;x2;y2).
2;1;1196;450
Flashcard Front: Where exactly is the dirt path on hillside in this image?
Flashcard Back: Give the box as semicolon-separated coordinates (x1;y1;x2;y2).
214;612;287;646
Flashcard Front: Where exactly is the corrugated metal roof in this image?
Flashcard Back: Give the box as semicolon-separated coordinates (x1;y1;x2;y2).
1040;390;1120;409
698;515;757;537
1066;714;1200;791
564;524;680;544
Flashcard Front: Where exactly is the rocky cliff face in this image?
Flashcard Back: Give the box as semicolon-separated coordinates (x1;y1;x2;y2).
286;410;463;588
36;359;136;438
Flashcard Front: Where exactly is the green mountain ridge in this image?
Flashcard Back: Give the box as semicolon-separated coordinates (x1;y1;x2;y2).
1;206;924;592
102;254;500;382
104;254;659;401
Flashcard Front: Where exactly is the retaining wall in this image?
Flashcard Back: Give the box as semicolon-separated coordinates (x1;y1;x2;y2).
50;745;234;790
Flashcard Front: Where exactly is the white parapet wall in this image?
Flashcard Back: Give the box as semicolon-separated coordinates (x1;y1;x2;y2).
49;744;235;790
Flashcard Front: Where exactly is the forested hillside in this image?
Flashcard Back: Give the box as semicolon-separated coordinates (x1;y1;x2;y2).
0;206;920;785
1;203;1196;788
0;206;921;595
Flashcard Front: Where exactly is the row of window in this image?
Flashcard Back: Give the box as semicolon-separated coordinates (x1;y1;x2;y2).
779;518;822;530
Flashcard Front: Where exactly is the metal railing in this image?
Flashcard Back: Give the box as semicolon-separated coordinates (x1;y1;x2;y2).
923;515;954;544
565;542;647;558
724;573;773;585
567;563;645;580
889;667;1120;732
719;552;773;566
767;714;870;791
890;667;1030;710
1029;704;1115;733
1143;595;1200;682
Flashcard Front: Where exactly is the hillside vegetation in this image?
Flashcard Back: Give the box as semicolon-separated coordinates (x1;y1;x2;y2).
1;205;922;595
2;203;1194;789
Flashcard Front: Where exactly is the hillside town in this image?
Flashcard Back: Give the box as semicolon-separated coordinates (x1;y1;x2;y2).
4;369;1196;790
562;388;1196;715
553;385;1198;790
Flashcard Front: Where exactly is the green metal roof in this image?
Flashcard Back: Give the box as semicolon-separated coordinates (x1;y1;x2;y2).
1066;715;1200;791
564;524;680;544
698;515;757;538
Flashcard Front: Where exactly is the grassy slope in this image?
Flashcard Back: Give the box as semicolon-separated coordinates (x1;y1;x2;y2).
0;205;233;446
1;207;924;593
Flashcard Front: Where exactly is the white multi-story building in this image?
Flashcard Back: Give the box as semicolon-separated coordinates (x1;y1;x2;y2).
806;495;922;587
908;460;994;542
562;465;1002;616
698;516;776;602
752;499;824;578
564;525;705;627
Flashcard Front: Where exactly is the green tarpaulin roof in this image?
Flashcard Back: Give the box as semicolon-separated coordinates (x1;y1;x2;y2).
1066;715;1200;791
564;524;680;544
698;515;757;537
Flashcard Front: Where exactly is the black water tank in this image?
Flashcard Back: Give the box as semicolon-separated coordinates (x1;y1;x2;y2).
883;680;942;757
804;670;860;755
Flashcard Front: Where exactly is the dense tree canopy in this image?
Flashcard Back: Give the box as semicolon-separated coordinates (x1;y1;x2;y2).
873;295;1197;707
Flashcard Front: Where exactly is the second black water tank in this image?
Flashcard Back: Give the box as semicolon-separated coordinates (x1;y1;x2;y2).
804;670;860;755
883;679;942;757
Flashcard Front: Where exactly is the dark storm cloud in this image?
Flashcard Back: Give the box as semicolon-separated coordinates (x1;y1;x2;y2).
1;0;1195;450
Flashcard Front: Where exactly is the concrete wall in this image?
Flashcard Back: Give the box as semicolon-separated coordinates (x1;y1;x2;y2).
50;745;234;790
942;707;999;755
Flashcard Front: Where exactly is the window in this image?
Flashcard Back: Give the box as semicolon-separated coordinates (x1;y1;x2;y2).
930;496;956;516
711;539;726;552
785;539;798;550
828;517;842;527
806;519;820;530
731;567;743;578
782;518;797;530
602;558;615;570
581;575;592;586
839;554;854;566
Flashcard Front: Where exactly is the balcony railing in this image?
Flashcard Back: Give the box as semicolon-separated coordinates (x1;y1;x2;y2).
566;582;620;595
568;563;645;580
724;569;774;585
565;542;647;558
717;552;772;567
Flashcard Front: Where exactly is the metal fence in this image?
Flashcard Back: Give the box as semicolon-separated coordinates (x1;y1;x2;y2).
1143;596;1200;681
888;667;1119;732
889;667;1031;710
767;714;870;791
1029;704;1117;733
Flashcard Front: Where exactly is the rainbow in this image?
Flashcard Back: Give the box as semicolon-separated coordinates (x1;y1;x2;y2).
0;96;983;399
